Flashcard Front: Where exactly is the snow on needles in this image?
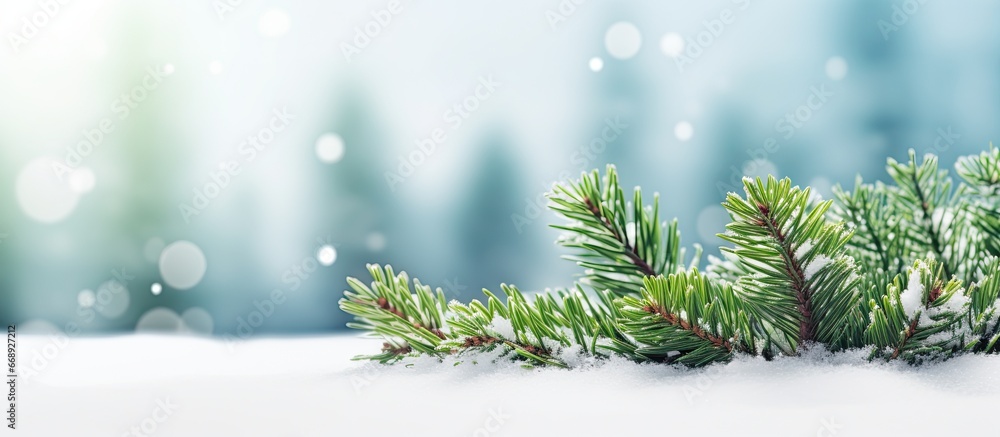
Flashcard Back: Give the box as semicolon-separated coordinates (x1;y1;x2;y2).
487;314;517;341
804;255;832;280
795;241;814;260
796;240;833;280
900;263;926;318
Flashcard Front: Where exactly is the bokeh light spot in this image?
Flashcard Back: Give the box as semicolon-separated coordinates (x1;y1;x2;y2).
826;56;848;81
660;33;685;57
317;244;337;266
605;22;642;60
135;308;183;332
259;9;290;37
16;157;80;223
159;241;207;290
674;121;694;141
589;57;604;72
315;133;345;163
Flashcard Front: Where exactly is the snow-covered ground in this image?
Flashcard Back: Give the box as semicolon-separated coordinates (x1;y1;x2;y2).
10;334;1000;436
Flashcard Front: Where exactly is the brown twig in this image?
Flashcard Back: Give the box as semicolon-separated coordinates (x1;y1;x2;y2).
890;318;921;360
382;342;412;355
755;202;815;344
643;304;733;352
462;335;550;357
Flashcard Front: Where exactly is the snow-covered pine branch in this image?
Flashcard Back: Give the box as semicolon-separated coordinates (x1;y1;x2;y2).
547;166;694;296
440;284;618;368
615;270;756;366
887;151;976;282
866;258;969;363
720;176;861;355
339;264;452;362
339;144;1000;369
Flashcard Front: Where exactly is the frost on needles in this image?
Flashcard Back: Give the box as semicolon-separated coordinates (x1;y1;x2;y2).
339;145;1000;368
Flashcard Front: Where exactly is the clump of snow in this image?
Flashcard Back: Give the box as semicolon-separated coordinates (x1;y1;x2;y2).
932;207;956;235
899;263;927;318
941;289;969;314
553;342;606;369
917;311;934;328
625;221;637;245
925;329;965;347
795;240;814;260
804;255;832;280
917;285;973;334
487;314;517;340
540;337;564;353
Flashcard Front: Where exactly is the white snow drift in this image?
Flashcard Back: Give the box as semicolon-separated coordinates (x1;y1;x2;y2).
15;334;1000;436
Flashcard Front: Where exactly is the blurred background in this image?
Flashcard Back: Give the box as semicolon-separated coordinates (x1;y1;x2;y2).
2;0;998;337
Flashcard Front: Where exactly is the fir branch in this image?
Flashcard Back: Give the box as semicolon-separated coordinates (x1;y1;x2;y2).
340;144;1000;369
865;259;969;363
440;285;617;367
721;176;861;354
956;145;1000;259
966;205;1000;259
956;144;1000;194
831;178;906;277
615;270;755;366
549;166;693;296
829;178;909;350
339;264;452;362
965;257;1000;353
886;151;975;281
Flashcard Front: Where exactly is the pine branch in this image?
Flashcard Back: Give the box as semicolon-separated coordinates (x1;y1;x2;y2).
886;151;976;282
340;144;1000;369
615;270;756;366
721;176;861;354
865;259;969;363
957;145;1000;259
440;285;622;367
956;143;1000;195
829;178;909;350
339;264;452;362
965;257;1000;353
831;178;906;278
549;166;693;296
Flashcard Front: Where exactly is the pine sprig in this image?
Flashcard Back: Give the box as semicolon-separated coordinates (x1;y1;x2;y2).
956;144;1000;194
339;264;451;362
865;259;969;363
440;285;619;367
957;145;1000;259
721;176;861;354
886;151;976;281
831;178;906;278
615;269;755;366
548;165;691;296
965;257;1000;353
